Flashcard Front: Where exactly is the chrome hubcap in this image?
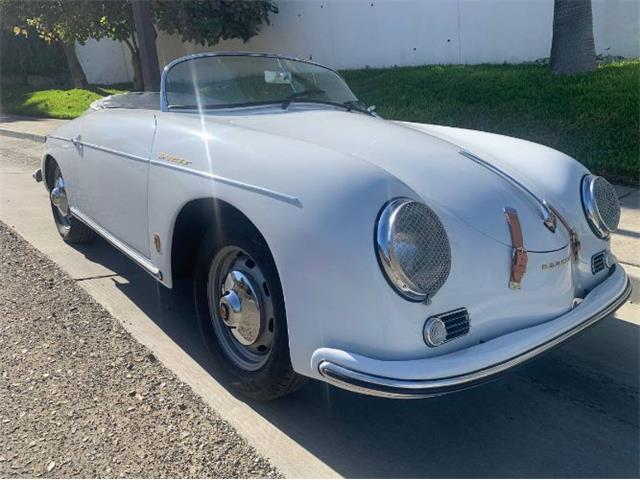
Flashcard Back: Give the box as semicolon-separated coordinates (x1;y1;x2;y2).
51;174;71;228
219;270;262;346
207;247;275;371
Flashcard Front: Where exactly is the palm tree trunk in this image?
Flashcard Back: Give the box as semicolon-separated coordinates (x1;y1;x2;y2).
550;0;597;75
61;43;89;88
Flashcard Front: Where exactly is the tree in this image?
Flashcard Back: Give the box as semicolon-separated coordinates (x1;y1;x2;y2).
153;0;278;47
0;0;93;87
550;0;597;75
131;0;160;91
94;1;144;91
0;0;146;90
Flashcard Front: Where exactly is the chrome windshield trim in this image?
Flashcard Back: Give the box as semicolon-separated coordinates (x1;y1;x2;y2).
160;51;350;113
319;274;631;399
459;150;557;232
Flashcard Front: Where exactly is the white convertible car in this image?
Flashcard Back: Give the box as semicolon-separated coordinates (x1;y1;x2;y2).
35;52;630;400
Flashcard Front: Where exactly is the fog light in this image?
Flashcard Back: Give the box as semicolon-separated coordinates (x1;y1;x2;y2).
423;317;447;347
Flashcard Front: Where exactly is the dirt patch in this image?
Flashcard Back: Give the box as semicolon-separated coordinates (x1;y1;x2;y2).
0;222;280;478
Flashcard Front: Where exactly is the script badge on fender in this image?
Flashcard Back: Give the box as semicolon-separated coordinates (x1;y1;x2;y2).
541;254;571;271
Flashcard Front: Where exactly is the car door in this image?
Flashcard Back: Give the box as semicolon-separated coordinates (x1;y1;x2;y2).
73;109;156;258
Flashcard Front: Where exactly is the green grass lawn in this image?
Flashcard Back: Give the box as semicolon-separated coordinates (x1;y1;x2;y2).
343;61;639;186
0;84;127;119
1;61;638;184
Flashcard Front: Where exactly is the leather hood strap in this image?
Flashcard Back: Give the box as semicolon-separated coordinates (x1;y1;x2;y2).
504;208;528;290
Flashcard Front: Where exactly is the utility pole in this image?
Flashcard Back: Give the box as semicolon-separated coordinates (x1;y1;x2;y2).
131;0;161;91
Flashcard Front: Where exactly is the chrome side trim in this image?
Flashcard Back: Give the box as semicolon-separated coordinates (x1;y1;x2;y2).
81;140;149;164
45;135;300;206
459;150;556;232
148;159;301;206
47;135;146;163
70;207;162;279
318;276;631;399
47;134;70;142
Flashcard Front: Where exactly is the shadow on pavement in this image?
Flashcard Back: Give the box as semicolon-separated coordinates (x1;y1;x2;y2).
73;239;640;478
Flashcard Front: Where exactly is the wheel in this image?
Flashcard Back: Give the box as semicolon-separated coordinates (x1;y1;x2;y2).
193;224;306;400
49;165;96;244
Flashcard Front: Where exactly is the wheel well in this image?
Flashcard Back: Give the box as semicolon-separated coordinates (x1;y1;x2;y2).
171;198;268;281
43;155;57;190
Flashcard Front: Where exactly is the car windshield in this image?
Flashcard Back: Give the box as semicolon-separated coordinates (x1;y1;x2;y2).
164;54;359;111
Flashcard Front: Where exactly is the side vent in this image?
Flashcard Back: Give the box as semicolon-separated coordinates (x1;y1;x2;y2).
591;250;609;275
423;308;470;347
441;308;471;341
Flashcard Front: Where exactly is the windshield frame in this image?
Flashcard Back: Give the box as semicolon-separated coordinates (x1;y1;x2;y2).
159;52;355;113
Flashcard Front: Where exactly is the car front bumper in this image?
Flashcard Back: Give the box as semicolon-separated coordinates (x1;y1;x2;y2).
313;264;631;399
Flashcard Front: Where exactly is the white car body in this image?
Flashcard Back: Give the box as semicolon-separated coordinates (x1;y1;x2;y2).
38;53;630;398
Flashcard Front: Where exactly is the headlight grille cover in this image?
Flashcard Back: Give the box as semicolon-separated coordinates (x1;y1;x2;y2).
582;175;621;238
377;199;451;302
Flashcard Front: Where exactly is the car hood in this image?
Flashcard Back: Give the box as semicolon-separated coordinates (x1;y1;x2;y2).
224;109;569;251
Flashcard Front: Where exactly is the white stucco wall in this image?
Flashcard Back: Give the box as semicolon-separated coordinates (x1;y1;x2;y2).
76;38;133;85
77;0;640;85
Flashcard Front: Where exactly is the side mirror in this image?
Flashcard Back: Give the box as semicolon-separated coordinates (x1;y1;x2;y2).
367;105;377;113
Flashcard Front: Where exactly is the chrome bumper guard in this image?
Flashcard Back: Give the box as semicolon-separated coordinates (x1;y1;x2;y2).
318;275;632;399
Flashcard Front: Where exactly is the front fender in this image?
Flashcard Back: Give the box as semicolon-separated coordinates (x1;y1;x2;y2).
401;122;610;293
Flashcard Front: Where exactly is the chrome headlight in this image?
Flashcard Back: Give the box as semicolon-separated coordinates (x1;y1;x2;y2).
581;175;620;239
375;198;451;302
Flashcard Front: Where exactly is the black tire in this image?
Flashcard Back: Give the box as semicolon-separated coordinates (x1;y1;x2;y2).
193;223;306;401
50;165;96;244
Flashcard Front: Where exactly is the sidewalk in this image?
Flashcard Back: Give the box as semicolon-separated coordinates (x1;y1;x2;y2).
0;114;67;142
0;113;637;300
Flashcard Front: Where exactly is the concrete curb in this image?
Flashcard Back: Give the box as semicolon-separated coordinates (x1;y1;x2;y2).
0;127;46;143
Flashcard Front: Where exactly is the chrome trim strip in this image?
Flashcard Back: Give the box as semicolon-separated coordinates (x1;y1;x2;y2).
47;134;70;142
459;150;556;232
45;135;300;206
47;135;146;163
80;140;149;164
148;159;301;206
70;207;161;279
318;276;631;399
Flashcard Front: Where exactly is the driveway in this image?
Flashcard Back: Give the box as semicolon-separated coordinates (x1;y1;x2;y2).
1;135;638;478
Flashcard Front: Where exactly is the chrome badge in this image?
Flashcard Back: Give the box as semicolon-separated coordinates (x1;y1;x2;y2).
159;152;191;166
541;254;571;271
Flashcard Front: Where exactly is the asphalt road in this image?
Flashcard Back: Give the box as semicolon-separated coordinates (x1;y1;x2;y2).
1;135;638;478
